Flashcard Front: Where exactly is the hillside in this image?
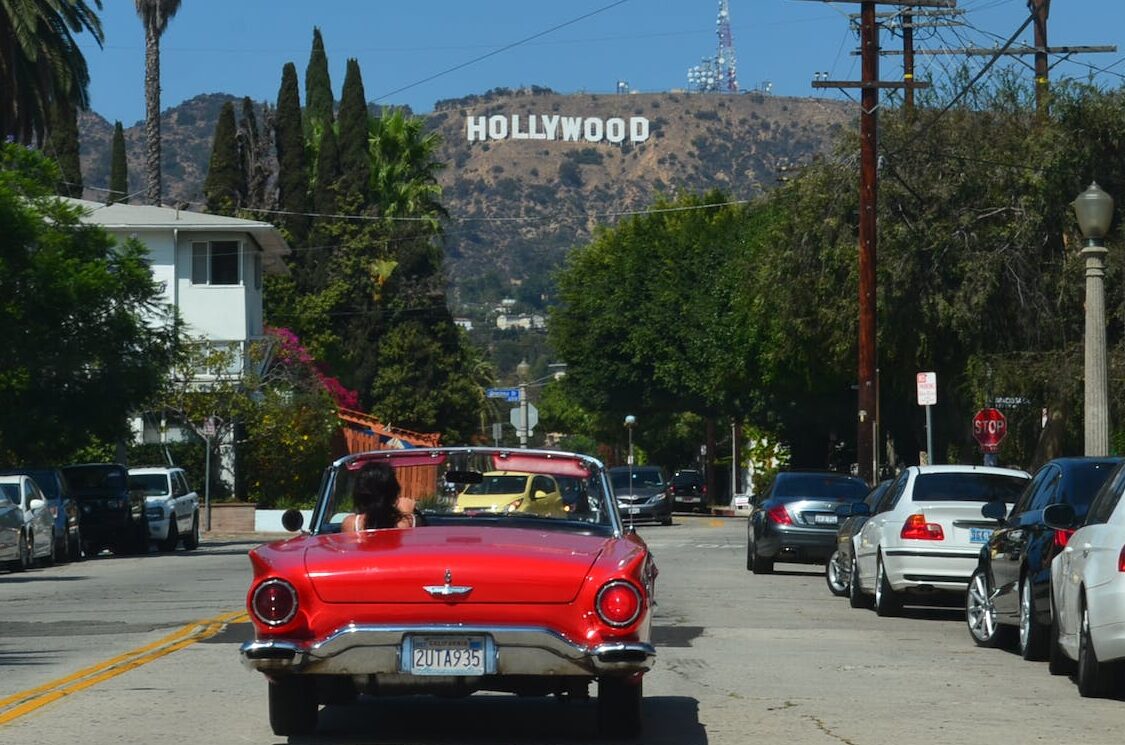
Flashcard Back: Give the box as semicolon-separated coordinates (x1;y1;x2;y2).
78;89;853;309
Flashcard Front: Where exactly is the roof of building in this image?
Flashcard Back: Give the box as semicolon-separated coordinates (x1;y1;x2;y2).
62;198;290;274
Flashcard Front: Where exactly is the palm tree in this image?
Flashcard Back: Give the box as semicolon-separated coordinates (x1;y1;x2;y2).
367;109;446;229
134;0;180;205
0;0;104;145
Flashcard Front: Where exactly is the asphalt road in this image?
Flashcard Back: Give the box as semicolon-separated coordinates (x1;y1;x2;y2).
0;517;1121;744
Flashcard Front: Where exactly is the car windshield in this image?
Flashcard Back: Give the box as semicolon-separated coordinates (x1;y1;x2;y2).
63;465;127;496
774;474;869;501
610;469;664;489
128;474;170;496
671;472;701;486
912;472;1028;502
311;449;617;536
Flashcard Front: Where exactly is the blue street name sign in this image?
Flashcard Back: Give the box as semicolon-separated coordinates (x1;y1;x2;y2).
486;387;520;402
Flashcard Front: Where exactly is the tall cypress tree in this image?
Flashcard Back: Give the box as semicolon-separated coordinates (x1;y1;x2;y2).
238;97;270;210
305;27;334;131
336;58;370;204
313;125;340;217
109;121;128;204
203;101;243;215
275;62;310;240
46;99;83;198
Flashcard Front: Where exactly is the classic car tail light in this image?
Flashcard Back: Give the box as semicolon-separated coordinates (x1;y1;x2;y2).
1053;529;1075;550
766;504;792;525
596;581;643;627
900;514;944;541
251;579;298;626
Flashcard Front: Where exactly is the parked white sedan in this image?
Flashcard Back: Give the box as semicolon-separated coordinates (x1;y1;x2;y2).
853;465;1029;615
1049;461;1125;697
0;474;57;566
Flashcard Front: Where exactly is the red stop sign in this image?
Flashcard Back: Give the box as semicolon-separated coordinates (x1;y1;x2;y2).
973;408;1008;453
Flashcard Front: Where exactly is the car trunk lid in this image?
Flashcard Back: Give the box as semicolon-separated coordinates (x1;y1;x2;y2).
306;526;606;604
912;501;1003;547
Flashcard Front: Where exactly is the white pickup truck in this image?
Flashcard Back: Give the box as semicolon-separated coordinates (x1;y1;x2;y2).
127;467;200;551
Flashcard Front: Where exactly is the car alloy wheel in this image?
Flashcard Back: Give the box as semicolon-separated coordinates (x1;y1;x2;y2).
848;557;869;609
1019;575;1047;660
1077;603;1112;698
15;532;31;571
1048;609;1073;676
825;550;848;596
967;568;1006;647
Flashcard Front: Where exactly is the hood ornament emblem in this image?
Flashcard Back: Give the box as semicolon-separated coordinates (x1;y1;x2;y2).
424;568;473;598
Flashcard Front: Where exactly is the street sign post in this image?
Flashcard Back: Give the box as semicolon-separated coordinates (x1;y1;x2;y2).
972;408;1008;455
917;372;937;464
510;403;539;439
486;387;520;402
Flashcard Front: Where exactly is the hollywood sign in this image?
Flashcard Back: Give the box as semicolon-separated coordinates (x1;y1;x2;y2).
466;114;651;144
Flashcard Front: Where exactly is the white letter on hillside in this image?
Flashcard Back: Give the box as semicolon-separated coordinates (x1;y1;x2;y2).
466;116;487;142
511;115;529;140
561;117;582;142
542;115;560;140
630;117;650;143
584;118;605;142
606;117;626;143
488;115;508;140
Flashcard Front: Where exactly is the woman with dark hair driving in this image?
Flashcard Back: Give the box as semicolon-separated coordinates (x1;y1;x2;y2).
342;461;417;531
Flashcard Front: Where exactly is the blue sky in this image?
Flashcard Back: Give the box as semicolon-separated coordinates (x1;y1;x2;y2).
78;0;1125;126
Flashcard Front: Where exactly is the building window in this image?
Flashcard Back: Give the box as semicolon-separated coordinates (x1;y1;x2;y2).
253;253;262;290
191;240;241;285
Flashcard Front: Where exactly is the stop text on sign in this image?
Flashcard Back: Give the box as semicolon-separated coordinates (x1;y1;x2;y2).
972;408;1008;453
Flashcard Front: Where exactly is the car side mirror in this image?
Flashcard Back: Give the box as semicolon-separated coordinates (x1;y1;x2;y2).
281;508;305;532
532;489;548;501
29;498;45;511
840;501;869;517
1042;503;1077;530
981;499;1007;521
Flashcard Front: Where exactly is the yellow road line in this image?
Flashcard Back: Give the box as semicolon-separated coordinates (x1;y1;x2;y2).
0;610;248;725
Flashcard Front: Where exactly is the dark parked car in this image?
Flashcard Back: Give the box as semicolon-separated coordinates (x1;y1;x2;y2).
746;471;869;574
966;456;1122;659
61;463;149;556
825;479;891;598
610;465;673;525
668;469;708;512
0;468;81;562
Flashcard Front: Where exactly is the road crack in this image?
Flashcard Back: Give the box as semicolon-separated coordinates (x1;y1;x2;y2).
805;714;859;745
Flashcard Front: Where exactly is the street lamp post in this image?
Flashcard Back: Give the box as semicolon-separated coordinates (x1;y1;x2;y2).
516;359;530;448
1073;182;1115;456
624;415;636;499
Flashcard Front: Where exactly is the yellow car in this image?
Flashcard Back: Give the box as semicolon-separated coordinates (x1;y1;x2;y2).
454;471;565;517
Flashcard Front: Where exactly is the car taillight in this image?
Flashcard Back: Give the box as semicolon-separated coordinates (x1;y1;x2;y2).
251;579;298;626
766;504;792;525
1118;546;1125;573
900;514;944;540
596;581;642;627
1053;529;1075;550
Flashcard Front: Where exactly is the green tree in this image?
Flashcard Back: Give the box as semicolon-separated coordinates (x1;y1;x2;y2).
304;27;333;131
203;101;243;215
237;97;271;210
108;120;128;204
336;58;370;202
0;0;104;145
46;98;82;197
134;0;181;205
0;142;179;462
275;62;309;241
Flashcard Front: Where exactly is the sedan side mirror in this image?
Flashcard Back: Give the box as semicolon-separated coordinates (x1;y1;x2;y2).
840;501;870;518
281;508;305;532
29;498;45;511
1042;503;1077;530
981;499;1007;521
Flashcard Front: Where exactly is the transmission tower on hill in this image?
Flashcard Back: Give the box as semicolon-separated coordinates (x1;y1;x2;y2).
687;1;740;93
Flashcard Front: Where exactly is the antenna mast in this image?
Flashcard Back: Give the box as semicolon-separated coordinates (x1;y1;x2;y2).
687;1;740;92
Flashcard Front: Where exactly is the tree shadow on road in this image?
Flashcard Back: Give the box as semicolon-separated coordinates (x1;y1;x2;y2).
286;694;706;745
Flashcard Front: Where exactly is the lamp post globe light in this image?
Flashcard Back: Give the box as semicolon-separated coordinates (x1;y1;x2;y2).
624;415;636;498
1074;182;1115;456
516;360;531;448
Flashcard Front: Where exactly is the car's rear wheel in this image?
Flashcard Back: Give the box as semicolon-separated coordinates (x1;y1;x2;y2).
14;532;31;571
161;519;179;552
848;557;870;608
967;567;1008;647
874;554;900;617
825;550;848;596
68;527;82;562
268;676;318;736
1048;606;1074;676
183;513;200;550
1018;575;1048;661
1077;601;1113;698
747;532;773;574
597;676;642;739
41;530;56;566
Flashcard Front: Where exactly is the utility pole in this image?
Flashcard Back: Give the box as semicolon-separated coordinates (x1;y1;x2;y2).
810;0;948;483
1031;0;1050;111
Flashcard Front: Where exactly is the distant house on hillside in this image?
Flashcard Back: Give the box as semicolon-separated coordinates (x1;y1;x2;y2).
67;199;290;488
496;313;546;331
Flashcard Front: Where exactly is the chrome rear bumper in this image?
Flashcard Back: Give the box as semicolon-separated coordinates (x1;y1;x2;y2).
240;624;655;678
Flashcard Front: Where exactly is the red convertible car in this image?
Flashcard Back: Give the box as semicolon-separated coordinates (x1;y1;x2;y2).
241;447;657;737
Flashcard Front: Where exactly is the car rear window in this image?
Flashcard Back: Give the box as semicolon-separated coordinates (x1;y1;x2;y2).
1063;462;1119;509
462;475;529;495
63;465;127;496
671;472;703;486
774;474;869;501
912;473;1027;503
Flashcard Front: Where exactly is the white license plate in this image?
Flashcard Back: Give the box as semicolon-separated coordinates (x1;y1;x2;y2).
814;514;838;525
680;496;700;503
628;506;641;514
969;528;993;544
409;636;485;676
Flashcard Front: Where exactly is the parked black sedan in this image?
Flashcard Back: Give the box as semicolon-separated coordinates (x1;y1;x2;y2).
966;456;1122;660
746;471;870;574
62;463;149;556
825;479;891;598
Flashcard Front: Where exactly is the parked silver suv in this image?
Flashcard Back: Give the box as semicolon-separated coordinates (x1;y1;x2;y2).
127;467;201;551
